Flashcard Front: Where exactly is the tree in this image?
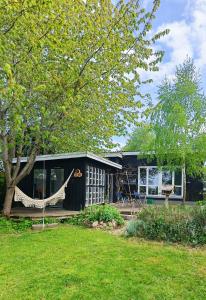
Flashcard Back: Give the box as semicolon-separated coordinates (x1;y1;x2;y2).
124;125;155;152
150;58;206;203
0;0;167;216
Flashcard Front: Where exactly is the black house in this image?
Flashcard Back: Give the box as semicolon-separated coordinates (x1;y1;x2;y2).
104;151;204;202
13;152;122;211
11;150;204;212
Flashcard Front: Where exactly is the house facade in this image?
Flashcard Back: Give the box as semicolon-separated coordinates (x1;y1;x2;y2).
105;151;204;202
4;150;204;211
13;152;122;211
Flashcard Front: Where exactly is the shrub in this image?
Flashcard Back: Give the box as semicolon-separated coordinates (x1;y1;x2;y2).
0;217;33;233
196;200;206;206
33;217;60;225
125;206;206;245
0;217;60;234
67;204;124;227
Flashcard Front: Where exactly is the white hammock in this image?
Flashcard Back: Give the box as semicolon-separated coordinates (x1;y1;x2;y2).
14;169;74;209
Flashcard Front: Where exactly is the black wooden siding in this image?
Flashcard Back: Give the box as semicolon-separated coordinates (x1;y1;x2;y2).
15;157;119;211
107;154;204;202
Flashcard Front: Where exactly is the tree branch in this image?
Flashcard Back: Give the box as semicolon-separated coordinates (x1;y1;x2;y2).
15;144;39;184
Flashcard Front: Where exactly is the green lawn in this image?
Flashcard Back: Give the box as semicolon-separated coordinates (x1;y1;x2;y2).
1;226;206;300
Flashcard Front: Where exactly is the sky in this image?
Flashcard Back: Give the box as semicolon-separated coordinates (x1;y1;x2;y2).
113;0;206;149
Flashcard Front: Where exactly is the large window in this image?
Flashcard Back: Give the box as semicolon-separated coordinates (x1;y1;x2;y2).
50;169;64;196
138;166;183;197
85;166;105;206
33;169;46;199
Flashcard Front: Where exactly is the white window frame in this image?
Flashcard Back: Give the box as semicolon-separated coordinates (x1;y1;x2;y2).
85;165;105;206
138;166;183;198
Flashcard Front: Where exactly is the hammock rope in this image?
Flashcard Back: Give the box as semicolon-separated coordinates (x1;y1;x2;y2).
14;169;74;209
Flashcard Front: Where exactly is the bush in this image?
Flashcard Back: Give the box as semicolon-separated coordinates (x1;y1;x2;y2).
0;217;60;234
0;217;33;233
196;200;206;206
125;206;206;245
67;204;124;227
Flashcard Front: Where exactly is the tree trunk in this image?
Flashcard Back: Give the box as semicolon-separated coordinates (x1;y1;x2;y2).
183;166;186;205
2;186;15;218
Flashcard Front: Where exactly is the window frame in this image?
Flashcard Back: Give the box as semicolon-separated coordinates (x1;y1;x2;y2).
85;165;105;206
50;168;64;196
138;166;183;198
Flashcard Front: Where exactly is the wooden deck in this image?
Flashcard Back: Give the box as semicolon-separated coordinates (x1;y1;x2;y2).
10;207;80;219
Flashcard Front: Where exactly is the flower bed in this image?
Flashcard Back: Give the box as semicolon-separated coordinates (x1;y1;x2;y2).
67;204;124;228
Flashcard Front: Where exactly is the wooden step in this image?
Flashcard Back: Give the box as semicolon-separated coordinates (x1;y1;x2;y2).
122;214;135;221
119;210;137;215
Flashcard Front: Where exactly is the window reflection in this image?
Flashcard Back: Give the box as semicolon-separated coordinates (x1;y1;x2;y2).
33;169;46;199
50;169;64;196
162;170;172;185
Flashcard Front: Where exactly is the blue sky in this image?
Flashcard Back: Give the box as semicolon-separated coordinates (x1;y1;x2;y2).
113;0;206;149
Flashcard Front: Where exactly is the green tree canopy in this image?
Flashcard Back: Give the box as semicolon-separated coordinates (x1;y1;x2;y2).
124;58;206;203
149;58;206;202
0;0;167;216
124;125;155;152
127;59;206;175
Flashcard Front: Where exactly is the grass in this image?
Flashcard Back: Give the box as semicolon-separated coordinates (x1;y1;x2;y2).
0;226;206;300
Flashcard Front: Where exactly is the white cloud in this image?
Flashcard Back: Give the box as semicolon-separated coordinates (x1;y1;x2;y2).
141;0;206;89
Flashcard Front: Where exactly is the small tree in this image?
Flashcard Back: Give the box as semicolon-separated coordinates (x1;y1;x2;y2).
150;58;206;203
0;0;168;216
125;59;206;204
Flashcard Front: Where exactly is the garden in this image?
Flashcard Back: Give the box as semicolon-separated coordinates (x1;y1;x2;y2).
1;204;206;299
126;204;206;246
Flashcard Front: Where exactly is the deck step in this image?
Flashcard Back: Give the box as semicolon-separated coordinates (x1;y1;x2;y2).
122;214;136;221
119;210;137;215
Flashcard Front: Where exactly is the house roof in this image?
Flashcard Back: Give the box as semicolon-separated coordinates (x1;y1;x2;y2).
104;151;154;157
103;152;123;158
13;152;122;169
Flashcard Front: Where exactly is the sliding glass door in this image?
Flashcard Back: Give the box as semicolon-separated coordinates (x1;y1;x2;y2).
50;169;64;195
33;169;47;199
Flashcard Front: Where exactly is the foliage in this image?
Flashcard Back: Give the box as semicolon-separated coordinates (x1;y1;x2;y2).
0;217;59;233
196;200;206;206
123;125;155;152
67;204;124;226
124;58;206;203
33;217;60;225
149;58;206;177
0;217;33;233
125;205;206;245
125;59;206;174
0;0;168;215
1;226;206;299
